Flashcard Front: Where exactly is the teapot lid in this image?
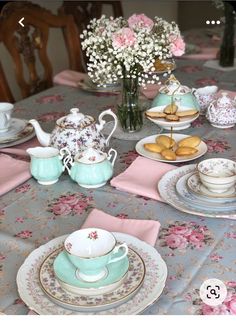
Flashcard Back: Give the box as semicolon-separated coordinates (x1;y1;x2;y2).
57;108;94;129
216;92;232;107
159;75;190;95
75;147;106;164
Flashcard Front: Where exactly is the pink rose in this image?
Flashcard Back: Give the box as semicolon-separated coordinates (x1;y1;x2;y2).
229;298;236;314
128;14;154;30
165;234;188;249
15;230;32;239
170;36;185;57
188;231;204;244
52;203;71;216
73;201;88;214
112;28;136;49
169;226;191;236
227;281;236;287
59;195;79;206
202;304;229;315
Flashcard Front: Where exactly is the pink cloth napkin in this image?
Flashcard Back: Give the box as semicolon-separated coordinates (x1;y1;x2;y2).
0;137;39;157
0;154;31;196
110;156;175;202
53;70;86;87
82;208;161;246
140;84;160;100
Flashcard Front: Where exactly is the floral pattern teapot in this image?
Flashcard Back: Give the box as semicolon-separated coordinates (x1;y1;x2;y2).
206;92;236;128
29;108;118;156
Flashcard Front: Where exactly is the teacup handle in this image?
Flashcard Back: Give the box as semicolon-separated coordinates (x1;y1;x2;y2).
108;243;128;264
97;109;118;146
107;148;117;167
59;147;73;174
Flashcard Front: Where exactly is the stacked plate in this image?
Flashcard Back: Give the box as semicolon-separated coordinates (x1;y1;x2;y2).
0;118;35;148
16;233;167;314
158;164;236;219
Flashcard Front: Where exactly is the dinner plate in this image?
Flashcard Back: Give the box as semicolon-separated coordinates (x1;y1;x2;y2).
158;164;236;219
17;233;167;315
78;78;121;94
136;134;207;163
0;123;35;148
0;118;26;140
40;246;143;311
187;173;236;199
176;173;236;211
145;106;199;130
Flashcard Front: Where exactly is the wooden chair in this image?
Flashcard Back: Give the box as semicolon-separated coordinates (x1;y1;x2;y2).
59;1;123;71
0;1;83;99
0;61;14;103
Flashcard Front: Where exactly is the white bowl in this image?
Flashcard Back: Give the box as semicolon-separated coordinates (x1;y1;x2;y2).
145;106;199;130
197;158;236;193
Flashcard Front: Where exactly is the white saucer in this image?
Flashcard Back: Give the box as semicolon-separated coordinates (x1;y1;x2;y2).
0;118;27;141
187;173;236;199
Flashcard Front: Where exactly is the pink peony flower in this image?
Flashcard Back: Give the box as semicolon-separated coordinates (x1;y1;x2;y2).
165;234;188;249
128;14;154;30
227;281;236;287
170;36;185;56
59;195;79;206
112;28;136;49
169;226;191;236
229;298;236;314
202;304;229;315
52;203;71;216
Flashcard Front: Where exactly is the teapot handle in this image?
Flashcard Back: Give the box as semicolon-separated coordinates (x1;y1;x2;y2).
59;147;74;174
97;109;118;146
107;148;117;167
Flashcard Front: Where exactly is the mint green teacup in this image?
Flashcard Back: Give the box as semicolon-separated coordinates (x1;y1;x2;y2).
27;147;64;185
64;228;129;282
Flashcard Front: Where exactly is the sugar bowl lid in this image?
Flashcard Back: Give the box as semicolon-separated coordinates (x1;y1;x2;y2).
57;108;94;129
75;147;106;164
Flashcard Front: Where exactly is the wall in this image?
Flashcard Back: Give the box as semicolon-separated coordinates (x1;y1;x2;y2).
0;0;178;102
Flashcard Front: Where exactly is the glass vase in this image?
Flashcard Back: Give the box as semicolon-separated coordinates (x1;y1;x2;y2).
117;77;143;133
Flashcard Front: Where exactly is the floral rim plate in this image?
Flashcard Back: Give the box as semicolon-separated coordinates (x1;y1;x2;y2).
146;106;199;130
176;173;236;211
158;164;236;219
0;123;35;148
0;118;27;140
40;246;143;311
16;233;167;315
187;173;236;199
136;134;207;163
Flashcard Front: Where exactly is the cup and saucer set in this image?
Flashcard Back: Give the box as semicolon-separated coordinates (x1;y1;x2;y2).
0;103;35;148
158;158;236;219
17;228;168;314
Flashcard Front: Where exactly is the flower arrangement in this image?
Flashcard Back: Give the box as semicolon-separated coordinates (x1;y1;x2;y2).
80;13;185;86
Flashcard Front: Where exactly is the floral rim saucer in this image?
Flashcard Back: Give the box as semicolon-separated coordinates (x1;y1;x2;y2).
0;123;35;147
16;233;167;315
0;118;26;140
40;246;143;311
158;164;236;219
176;173;236;211
187;173;236;199
52;247;130;296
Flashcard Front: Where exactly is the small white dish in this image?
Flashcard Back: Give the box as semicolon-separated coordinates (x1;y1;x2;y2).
0;122;35;148
0;118;27;141
197;158;236;193
187;172;236;199
136;133;207;163
146;106;199;130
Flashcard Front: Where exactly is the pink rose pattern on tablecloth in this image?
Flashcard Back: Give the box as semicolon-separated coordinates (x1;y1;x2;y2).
37;111;66;122
36;94;64;104
204;139;231;153
15;183;31;193
120;150;139;167
185;282;236;315
159;221;213;250
47;192;94;216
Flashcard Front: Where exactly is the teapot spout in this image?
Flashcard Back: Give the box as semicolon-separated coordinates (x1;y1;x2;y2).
29;119;50;146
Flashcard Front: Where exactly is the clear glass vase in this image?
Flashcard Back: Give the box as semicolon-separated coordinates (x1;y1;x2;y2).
117;77;143;133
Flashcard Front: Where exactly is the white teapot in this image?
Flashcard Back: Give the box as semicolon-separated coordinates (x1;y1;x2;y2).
29;108;117;156
206;92;236;128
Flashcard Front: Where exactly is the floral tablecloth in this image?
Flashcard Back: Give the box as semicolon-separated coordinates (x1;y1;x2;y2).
0;59;236;315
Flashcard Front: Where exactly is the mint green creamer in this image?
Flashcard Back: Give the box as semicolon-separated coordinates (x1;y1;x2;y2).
27;147;64;185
